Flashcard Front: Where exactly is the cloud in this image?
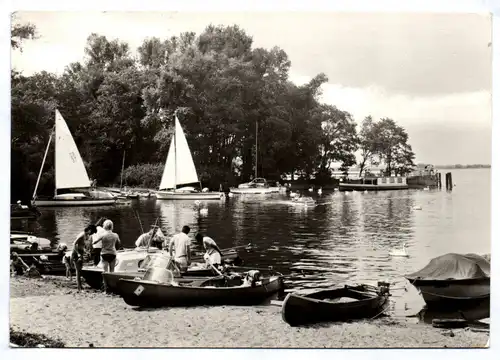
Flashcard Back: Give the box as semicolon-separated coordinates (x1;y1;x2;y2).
290;72;491;164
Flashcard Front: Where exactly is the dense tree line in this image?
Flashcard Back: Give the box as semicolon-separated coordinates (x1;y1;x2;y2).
11;23;415;201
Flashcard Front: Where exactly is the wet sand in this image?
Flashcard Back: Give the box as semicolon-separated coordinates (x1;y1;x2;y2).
9;276;489;348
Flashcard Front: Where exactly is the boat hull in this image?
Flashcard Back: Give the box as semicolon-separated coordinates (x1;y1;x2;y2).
102;269;218;294
33;198;116;207
82;248;243;289
118;275;284;307
281;285;390;326
156;191;224;200
406;277;490;311
229;187;281;194
339;183;408;191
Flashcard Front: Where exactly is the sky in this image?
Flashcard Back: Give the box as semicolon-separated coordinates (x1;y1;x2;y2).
10;11;493;165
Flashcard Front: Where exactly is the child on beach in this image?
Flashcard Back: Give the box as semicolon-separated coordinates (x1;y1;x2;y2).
10;252;29;276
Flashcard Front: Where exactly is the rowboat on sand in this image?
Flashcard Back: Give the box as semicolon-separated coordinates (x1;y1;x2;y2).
281;283;391;326
118;268;284;308
81;244;249;290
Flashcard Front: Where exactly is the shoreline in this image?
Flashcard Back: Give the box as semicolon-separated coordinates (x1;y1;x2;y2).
9;276;489;348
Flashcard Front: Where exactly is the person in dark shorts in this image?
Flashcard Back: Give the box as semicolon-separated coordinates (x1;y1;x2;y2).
100;220;121;273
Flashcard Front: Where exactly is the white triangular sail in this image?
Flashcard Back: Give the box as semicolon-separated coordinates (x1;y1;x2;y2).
55;110;92;190
159;116;199;190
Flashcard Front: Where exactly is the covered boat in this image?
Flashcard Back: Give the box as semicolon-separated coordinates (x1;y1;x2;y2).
405;253;490;312
281;283;391;327
118;268;284;308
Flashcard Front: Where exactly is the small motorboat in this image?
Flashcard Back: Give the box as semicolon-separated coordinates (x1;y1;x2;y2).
102;253;229;294
118;268;284;308
281;283;391;326
10;201;42;220
405;253;490;313
389;243;409;257
81;244;249;290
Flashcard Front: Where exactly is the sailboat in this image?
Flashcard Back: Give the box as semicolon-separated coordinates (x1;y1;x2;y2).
229;121;282;195
32;110;117;207
155;115;224;200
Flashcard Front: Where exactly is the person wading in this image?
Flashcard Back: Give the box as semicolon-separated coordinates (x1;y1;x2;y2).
168;225;191;272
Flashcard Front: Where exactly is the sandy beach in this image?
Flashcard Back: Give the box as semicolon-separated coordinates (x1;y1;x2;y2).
9;276;488;348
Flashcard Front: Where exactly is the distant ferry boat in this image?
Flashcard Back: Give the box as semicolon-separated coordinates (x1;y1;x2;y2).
339;176;408;191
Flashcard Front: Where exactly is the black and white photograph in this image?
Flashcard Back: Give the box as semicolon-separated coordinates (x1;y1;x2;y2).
4;1;496;352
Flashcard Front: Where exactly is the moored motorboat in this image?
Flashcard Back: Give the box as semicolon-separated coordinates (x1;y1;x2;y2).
81;245;248;290
10;201;42;220
118;269;284;308
339;176;408;191
230;178;283;195
281;283;391;326
405;253;490;313
101;254;224;294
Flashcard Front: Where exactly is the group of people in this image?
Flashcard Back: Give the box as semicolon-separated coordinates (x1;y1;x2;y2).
61;217;223;291
62;218;121;291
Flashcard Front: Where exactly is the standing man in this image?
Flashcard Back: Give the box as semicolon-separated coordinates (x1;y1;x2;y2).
167;225;191;272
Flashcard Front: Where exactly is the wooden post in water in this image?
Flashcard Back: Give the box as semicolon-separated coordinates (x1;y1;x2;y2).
445;172;453;191
437;172;442;189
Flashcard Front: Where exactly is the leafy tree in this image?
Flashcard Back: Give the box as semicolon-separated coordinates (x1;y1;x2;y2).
11;21;37;50
372;118;415;176
357;116;379;177
317;104;359;180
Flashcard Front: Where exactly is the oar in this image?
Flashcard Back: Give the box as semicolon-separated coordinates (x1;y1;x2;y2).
208;262;224;277
133;209;144;234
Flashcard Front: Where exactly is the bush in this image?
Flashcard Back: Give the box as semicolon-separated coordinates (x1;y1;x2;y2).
10;327;65;348
119;163;164;188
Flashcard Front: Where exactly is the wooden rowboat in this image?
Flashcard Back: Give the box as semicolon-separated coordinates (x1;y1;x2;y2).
281;283;391;326
118;271;284;308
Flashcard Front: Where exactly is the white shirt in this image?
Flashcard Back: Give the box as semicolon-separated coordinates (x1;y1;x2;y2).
203;249;222;266
169;233;190;259
91;226;106;249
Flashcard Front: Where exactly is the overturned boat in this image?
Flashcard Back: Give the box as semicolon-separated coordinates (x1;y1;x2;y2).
405;253;490;314
281;283;391;326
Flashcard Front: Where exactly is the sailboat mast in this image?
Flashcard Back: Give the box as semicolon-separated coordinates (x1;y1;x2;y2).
255;120;258;179
174;115;177;191
32;126;55;201
120;150;126;190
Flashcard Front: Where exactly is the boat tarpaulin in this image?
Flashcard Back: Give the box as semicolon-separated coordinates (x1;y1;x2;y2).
406;253;490;280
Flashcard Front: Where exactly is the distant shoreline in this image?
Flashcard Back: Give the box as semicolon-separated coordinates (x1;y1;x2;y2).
435;165;491;170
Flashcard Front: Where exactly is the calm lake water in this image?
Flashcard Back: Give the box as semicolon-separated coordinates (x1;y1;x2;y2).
12;168;491;317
